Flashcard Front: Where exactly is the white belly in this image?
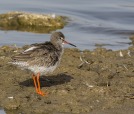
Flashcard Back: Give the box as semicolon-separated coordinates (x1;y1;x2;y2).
11;61;59;75
28;63;58;75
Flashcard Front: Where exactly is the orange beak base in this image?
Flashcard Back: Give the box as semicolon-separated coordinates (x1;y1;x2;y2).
63;40;76;47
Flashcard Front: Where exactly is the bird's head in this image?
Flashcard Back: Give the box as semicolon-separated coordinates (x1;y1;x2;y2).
50;32;76;48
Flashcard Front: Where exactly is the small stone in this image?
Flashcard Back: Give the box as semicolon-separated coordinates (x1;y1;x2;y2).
57;89;68;95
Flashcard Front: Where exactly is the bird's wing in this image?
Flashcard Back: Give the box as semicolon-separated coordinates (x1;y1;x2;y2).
12;46;39;61
31;42;48;47
12;42;59;66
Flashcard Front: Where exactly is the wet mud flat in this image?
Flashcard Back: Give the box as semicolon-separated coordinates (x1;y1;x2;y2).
0;39;134;114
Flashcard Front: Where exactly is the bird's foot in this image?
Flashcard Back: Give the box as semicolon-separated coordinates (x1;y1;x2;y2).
37;90;48;96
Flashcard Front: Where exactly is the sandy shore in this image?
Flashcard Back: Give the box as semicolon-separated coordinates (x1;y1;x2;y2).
0;37;134;114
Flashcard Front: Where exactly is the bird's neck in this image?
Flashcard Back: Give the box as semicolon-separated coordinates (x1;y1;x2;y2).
53;43;63;51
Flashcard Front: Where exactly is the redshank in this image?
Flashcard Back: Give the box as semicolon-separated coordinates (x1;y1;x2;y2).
11;32;76;96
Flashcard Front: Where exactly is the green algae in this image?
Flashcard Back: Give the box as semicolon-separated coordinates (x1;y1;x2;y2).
0;12;67;33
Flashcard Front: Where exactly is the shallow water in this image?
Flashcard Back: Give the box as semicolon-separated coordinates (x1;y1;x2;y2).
0;109;5;114
0;0;134;50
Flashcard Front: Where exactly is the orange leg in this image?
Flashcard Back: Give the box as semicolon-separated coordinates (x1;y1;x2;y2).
36;72;45;96
32;74;38;93
32;72;47;96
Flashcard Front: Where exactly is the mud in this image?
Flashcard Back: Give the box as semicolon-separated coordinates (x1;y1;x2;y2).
0;12;67;33
0;38;134;114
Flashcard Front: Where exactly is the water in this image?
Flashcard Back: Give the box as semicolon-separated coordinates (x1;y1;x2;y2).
0;0;134;50
0;108;5;114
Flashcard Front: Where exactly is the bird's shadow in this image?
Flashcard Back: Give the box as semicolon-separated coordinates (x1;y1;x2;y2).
19;73;73;87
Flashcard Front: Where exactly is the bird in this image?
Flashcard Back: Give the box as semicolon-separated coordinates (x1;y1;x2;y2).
11;32;76;96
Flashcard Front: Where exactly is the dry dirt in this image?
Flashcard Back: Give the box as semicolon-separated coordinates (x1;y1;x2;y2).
0;39;134;114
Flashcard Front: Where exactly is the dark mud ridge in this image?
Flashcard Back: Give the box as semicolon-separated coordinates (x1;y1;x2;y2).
0;37;134;114
0;12;67;33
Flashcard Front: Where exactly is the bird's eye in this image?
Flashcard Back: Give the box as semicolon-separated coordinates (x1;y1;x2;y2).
60;37;63;40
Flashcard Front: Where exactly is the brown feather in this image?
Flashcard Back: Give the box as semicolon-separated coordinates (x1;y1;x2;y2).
12;41;62;67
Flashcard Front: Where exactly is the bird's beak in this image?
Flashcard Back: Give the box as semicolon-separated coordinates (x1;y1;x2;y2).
63;40;77;47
